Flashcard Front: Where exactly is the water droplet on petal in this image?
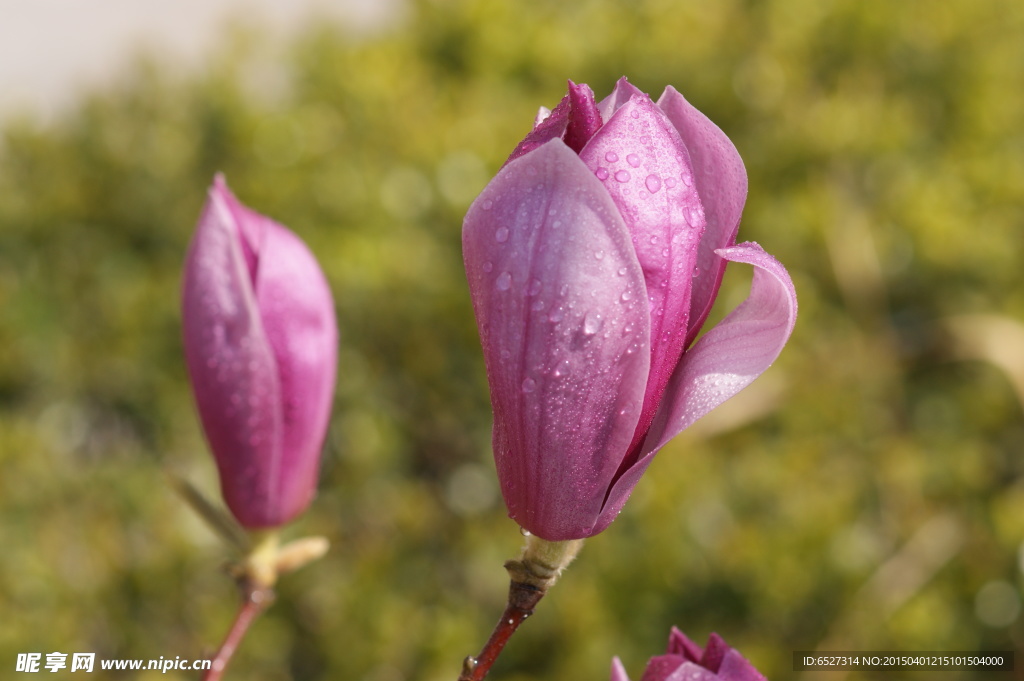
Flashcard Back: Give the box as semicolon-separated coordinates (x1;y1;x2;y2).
665;177;678;189
614;170;630;183
495;227;509;243
617;267;627;276
552;359;570;378
527;279;542;295
594;250;605;260
621;290;633;302
521;378;536;393
630;108;640;119
605;151;619;163
483;261;493;273
595;167;609;180
482;199;494;210
645;174;662;193
496;271;512;290
687;207;703;227
583;311;602;336
548;306;565;322
626;153;641;168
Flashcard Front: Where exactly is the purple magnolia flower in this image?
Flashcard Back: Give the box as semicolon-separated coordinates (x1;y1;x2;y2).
611;629;767;681
182;175;337;529
463;78;797;540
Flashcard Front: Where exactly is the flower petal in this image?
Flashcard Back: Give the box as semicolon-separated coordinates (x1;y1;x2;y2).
253;217;338;525
642;242;798;454
657;87;748;346
664;663;719;681
668;626;704;661
611;658;632;681
463;139;650;540
182;180;283;527
579;91;706;459
505;93;571;167
592;243;795;531
641;655;686;681
717;651;768;681
597;76;646;122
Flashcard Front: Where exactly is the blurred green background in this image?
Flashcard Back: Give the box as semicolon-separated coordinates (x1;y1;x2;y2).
1;0;1023;679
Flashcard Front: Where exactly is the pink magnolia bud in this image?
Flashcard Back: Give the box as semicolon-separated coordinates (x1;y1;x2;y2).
611;629;767;681
463;79;797;540
182;175;337;529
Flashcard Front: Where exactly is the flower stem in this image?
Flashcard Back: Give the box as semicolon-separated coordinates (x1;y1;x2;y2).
458;580;544;681
457;536;583;681
203;578;275;681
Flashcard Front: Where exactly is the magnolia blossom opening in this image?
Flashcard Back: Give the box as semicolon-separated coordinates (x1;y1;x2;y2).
182;176;338;529
612;629;767;681
463;78;797;540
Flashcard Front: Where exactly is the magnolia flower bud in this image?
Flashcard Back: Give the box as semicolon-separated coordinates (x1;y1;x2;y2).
463;78;797;540
182;175;337;529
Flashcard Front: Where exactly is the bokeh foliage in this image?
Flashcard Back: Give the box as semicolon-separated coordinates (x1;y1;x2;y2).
1;0;1023;679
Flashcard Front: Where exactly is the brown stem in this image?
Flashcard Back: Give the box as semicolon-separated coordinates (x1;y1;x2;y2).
457;579;545;681
202;580;275;681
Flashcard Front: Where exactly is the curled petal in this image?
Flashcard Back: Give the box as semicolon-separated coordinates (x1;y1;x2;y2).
642;242;798;454
592;243;796;532
658;87;749;345
463;139;650;540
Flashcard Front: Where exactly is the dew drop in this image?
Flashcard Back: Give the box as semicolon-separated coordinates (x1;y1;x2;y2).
630;108;640;119
482;261;494;273
664;177;677;189
617;267;628;276
645;174;662;193
495;227;509;243
682;172;693;187
527;279;542;295
594;250;605;260
605;151;619;163
649;234;658;244
559;284;570;297
496;271;512;290
626;153;641;168
548;307;565;323
687;207;703;227
552;359;571;378
692;266;701;278
583;311;602;335
521;378;536;393
482;199;494;210
614;170;631;183
595;167;609;180
621;290;633;302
